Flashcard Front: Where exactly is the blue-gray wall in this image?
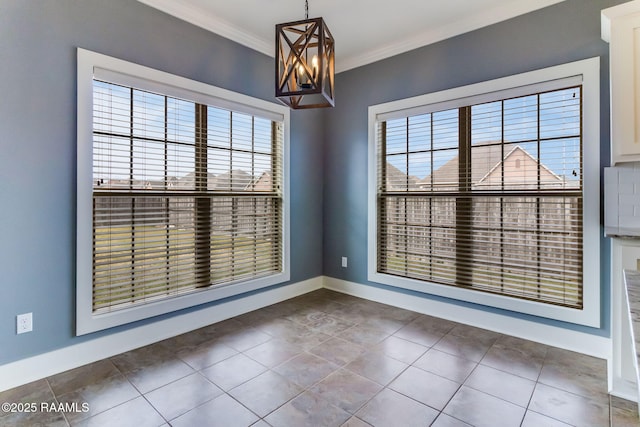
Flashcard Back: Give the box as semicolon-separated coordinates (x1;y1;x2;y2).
0;0;323;365
322;0;625;337
0;0;628;366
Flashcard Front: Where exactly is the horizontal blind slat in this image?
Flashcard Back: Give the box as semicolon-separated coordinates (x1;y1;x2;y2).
377;85;583;309
92;79;283;313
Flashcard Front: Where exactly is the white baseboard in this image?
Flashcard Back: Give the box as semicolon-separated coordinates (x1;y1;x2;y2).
0;275;617;397
0;277;322;393
324;277;611;360
611;377;638;402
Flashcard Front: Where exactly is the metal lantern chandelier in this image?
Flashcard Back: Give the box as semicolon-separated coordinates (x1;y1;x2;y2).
275;0;335;109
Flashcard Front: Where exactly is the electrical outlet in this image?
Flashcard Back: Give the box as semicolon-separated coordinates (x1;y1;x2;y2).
17;313;32;334
341;256;348;268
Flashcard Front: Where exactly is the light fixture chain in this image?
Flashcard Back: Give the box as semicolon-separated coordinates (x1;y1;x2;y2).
305;0;309;19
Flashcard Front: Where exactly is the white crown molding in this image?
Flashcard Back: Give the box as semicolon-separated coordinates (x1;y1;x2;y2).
137;0;272;57
601;0;640;42
338;0;566;72
139;0;565;74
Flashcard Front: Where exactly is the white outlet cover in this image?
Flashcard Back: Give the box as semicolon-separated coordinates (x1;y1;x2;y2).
341;257;348;268
17;313;33;334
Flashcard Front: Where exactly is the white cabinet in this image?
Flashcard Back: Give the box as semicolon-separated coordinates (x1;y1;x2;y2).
602;0;640;164
611;239;640;401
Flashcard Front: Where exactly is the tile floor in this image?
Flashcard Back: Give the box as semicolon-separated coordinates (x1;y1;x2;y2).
1;289;638;427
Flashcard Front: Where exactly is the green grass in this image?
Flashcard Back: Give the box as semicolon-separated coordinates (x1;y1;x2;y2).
93;225;279;311
380;251;581;308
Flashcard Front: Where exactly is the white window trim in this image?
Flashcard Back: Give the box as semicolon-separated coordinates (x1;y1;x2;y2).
367;57;600;327
77;48;290;335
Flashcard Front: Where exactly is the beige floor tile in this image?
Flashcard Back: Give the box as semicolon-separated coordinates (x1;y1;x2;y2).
175;339;238;370
373;335;429;365
345;350;408;386
521;410;573;427
431;413;473;427
337;324;391;348
119;358;194;394
72;396;165;427
414;348;477;383
171;393;258;427
265;391;351;427
273;352;338;388
389;366;460;411
56;374;140;423
47;360;122;397
218;327;273;352
144;372;222;421
229;370;303;417
244;338;303;368
480;340;545;381
341;416;372;427
310;369;382;414
0;289;617;427
201;353;266;390
356;388;439;427
529;383;610;427
393;320;447;348
464;364;536;407
443;386;526;427
433;332;495;363
0;378;55;407
308;337;366;366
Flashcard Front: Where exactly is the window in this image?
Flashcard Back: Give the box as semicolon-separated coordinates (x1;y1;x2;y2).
77;49;290;334
368;58;600;326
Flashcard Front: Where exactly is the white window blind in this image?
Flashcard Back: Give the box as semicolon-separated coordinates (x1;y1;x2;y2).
92;80;283;313
377;86;583;308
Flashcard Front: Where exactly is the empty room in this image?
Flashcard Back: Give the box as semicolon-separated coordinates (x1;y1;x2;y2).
2;0;640;426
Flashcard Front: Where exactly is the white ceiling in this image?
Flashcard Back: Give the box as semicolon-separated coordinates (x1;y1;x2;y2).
138;0;566;73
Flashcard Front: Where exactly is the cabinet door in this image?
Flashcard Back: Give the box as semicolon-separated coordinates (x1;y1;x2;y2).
610;10;640;164
611;239;640;401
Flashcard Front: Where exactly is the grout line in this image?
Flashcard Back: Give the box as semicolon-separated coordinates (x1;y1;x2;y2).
4;289;621;427
44;378;72;427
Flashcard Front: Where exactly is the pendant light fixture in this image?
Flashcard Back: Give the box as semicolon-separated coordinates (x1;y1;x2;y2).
275;0;335;109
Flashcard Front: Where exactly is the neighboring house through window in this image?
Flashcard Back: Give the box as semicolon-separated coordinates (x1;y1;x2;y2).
77;49;290;334
368;58;600;326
